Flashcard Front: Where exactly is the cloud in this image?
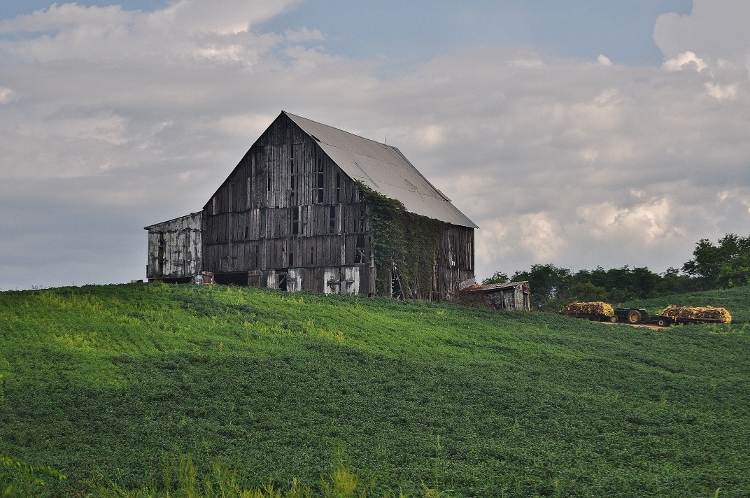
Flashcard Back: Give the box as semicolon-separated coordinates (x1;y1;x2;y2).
284;26;324;43
662;51;707;72
597;54;612;66
0;87;17;104
704;82;737;100
0;0;296;64
654;0;750;62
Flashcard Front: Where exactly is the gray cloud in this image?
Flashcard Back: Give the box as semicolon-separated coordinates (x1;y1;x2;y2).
654;0;750;62
1;0;750;290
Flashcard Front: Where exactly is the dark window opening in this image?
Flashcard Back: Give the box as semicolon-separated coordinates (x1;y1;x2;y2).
329;205;336;233
317;173;324;203
316;156;324;203
355;235;366;264
244;226;249;239
291;208;299;235
358;205;366;232
290;173;296;205
254;245;259;268
310;247;315;265
157;232;165;276
278;272;288;291
289;252;294;267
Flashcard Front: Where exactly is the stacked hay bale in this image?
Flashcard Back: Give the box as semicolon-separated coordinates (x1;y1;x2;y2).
562;302;614;318
659;305;732;323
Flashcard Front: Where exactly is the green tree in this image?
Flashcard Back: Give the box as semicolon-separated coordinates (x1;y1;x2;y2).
683;234;750;289
482;271;509;284
512;264;571;309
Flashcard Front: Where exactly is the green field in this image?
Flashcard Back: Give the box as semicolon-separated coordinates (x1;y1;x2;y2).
1;283;749;496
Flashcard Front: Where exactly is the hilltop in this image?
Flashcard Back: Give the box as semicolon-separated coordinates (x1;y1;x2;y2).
1;283;749;496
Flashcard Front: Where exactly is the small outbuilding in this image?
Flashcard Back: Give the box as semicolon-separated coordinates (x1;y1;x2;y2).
455;281;531;311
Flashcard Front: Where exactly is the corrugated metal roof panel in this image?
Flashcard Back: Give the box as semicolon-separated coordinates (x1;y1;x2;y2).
285;112;477;228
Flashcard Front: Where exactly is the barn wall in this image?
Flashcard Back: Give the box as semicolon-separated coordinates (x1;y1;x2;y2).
145;212;202;281
202;113;374;295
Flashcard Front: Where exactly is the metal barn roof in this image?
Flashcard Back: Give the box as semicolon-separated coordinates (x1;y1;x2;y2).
285;112;477;228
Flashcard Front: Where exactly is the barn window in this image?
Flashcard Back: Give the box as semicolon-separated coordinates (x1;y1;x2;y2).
355;235;366;264
310;247;315;265
336;173;341;203
358;205;366;232
316;157;324;203
244;226;249;239
329;205;337;233
291;207;299;235
247;177;253;208
289;252;294;267
290;144;296;204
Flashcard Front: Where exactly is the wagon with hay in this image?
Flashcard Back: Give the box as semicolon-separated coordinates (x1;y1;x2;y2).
652;305;732;326
561;302;617;322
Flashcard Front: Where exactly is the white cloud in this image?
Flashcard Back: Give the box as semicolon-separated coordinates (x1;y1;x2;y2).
662;51;707;72
597;54;612;66
0;87;17;104
577;198;678;242
519;213;565;262
0;1;294;64
705;82;737;100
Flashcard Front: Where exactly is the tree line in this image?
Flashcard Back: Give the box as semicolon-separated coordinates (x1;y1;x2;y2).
484;233;750;310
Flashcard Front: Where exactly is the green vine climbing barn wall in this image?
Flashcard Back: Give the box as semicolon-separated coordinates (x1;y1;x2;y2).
145;111;476;300
358;184;474;300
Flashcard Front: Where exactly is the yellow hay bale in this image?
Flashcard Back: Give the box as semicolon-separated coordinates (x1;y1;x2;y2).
562;301;614;317
659;305;732;323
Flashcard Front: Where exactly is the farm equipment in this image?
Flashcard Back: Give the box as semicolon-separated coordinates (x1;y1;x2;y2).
561;302;732;326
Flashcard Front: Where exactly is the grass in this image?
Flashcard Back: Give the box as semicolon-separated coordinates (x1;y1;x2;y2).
0;283;749;496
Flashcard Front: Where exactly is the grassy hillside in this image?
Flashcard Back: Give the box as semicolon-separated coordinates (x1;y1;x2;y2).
623;285;750;324
1;283;749;497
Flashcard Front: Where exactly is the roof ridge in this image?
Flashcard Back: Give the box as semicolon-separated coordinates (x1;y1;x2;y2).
284;111;391;148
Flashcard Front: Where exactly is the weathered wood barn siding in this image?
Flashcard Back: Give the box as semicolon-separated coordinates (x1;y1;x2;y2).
202;113;375;294
144;212;202;282
435;225;475;299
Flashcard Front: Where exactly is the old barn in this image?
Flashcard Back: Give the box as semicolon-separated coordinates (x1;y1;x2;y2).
145;111;476;300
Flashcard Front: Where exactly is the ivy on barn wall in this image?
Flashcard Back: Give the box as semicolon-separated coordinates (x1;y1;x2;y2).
357;182;448;300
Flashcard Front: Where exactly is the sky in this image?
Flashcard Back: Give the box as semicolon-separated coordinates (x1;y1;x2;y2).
1;0;750;290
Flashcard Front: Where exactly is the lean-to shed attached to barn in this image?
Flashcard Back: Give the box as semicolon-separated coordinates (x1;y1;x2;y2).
144;212;202;283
